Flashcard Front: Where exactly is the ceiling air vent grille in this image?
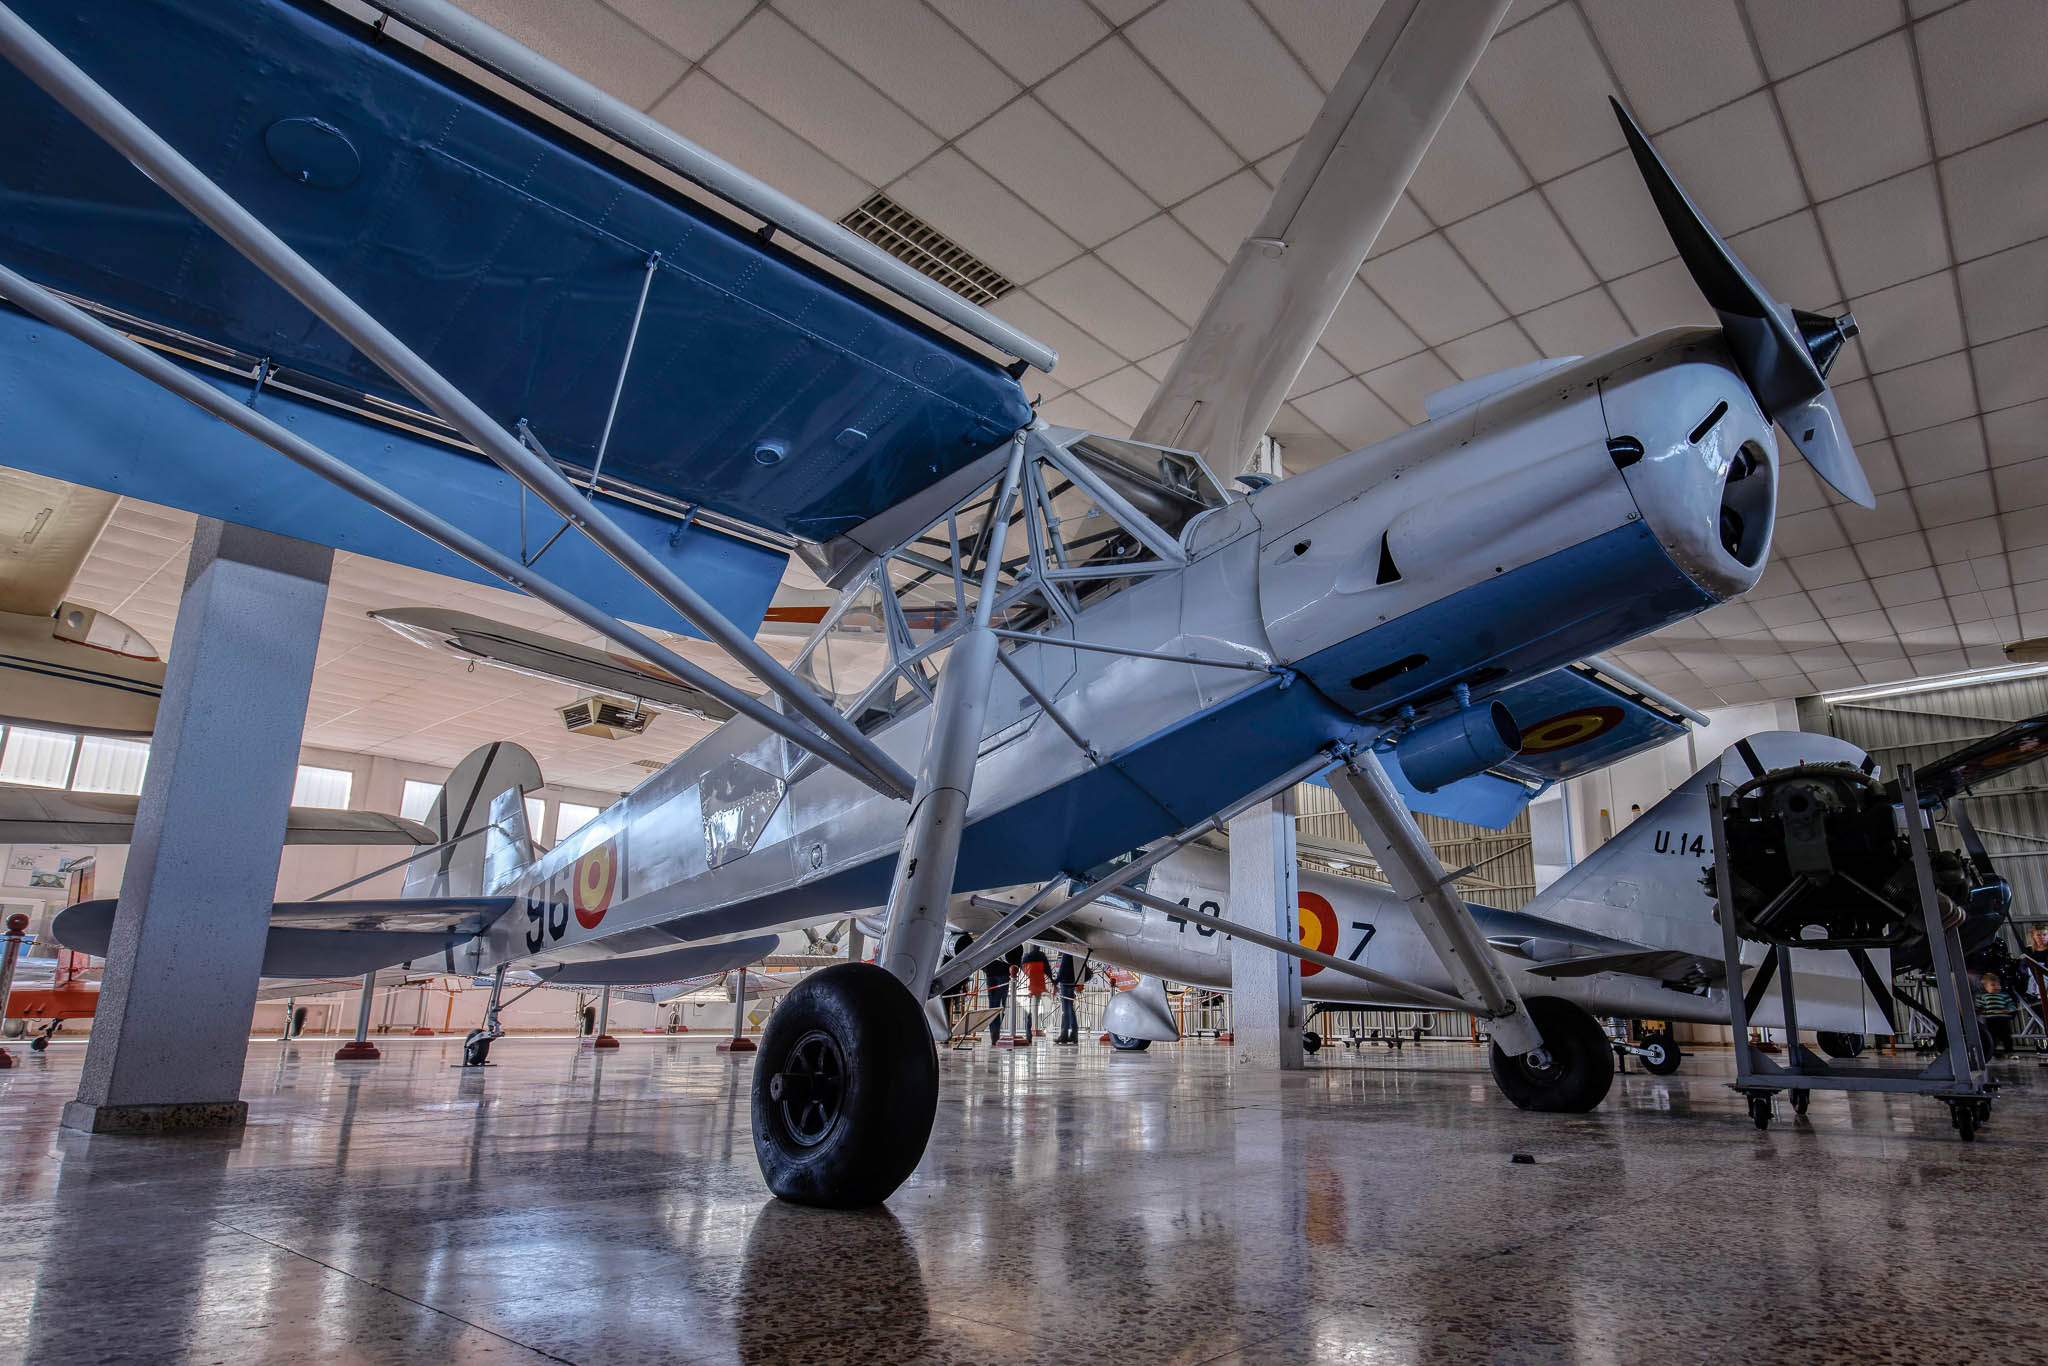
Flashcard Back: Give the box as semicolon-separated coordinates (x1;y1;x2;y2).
631;758;666;771
838;194;1014;307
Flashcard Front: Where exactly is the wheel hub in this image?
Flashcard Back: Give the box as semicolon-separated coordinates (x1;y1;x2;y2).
775;1029;846;1148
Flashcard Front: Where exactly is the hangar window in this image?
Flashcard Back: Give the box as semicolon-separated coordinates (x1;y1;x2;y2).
292;764;354;810
400;779;440;823
556;802;600;841
0;726;77;788
71;736;151;795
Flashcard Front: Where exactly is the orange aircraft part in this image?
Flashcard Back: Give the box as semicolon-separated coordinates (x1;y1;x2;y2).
6;985;99;1021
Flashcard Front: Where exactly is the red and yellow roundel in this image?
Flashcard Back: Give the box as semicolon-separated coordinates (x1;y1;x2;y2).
1297;890;1339;978
572;841;619;930
1519;705;1624;754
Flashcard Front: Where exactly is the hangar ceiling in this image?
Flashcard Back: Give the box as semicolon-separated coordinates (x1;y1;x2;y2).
43;0;2048;790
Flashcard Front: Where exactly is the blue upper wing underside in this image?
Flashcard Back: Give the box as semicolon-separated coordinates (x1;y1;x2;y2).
0;0;1033;542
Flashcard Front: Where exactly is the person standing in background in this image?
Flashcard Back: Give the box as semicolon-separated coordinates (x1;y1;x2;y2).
1054;952;1090;1044
1022;944;1050;1041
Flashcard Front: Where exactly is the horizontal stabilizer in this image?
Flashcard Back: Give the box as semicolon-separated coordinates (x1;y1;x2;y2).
538;935;780;988
1885;709;2048;806
0;784;435;846
1525;947;1723;982
53;896;513;978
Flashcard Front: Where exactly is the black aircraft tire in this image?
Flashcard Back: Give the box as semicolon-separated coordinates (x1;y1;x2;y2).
1488;997;1615;1113
461;1031;491;1067
1815;1030;1865;1059
28;1035;48;1053
1302;1030;1323;1055
1641;1031;1683;1076
1109;1033;1151;1052
753;962;937;1209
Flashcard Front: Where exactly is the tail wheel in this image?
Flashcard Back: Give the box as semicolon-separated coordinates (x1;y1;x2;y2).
753;963;937;1208
29;1035;49;1053
461;1030;492;1067
1641;1030;1683;1076
1815;1030;1865;1059
1488;997;1615;1113
1302;1030;1323;1055
1109;1033;1151;1052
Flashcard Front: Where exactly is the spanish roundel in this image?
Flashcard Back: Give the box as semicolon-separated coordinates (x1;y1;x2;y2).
1518;705;1624;754
572;841;619;930
1297;891;1338;977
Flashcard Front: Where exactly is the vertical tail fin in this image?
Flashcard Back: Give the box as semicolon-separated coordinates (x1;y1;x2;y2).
402;741;543;899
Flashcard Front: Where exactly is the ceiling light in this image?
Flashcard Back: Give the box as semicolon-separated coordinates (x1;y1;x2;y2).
1820;661;2048;705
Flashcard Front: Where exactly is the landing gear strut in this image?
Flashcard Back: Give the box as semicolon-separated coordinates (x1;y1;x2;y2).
1636;1028;1683;1076
1488;997;1614;1112
461;964;508;1068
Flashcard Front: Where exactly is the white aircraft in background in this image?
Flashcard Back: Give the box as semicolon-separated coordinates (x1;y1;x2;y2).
988;732;1894;1113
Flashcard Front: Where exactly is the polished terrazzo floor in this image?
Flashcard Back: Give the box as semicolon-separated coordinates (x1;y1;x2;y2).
0;1034;2042;1365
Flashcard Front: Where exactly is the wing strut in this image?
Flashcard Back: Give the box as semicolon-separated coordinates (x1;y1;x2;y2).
0;4;915;800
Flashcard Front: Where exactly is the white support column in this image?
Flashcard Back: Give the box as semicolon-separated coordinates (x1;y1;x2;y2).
64;519;332;1134
1227;790;1304;1069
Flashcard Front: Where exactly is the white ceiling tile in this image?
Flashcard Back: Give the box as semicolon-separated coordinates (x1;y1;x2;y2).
1776;34;1931;200
986;291;1123;387
1779;513;1851;558
1836;494;1924;540
1872;352;1975;433
1608;257;1715;334
1850;271;1966;372
463;0;689;107
1915;0;2048;155
1470;5;1623;181
1139;344;1183;381
1317;280;1425;373
1985;399;2048;466
1941;122;2048;261
1957;238;2048;346
1438;323;1543;381
1521;288;1632;357
887;150;1081;283
1832;608;1896;641
1581;0;1762;131
1743;0;1907;80
1127;0;1324;159
1756;592;1822;627
1873;566;1944;605
1170;169;1273;257
1031;256;1185;358
1777;462;1829;516
1853;530;1934;575
1833;379;1890;446
1892;417;1987;482
650;75;867;217
1993;458;2048;511
1816;168;1951;297
1249;0;1387;89
1360;236;1507;346
1726;211;1841;307
959;98;1154;247
1292;378;1407;449
1286;346;1349;398
1076;366;1159;428
1362;351;1462;426
1654;93;1808;235
1405;95;1530;225
1810;578;1880;615
1368;194;1437;258
1911;470;1997;525
603;0;753;60
1444;193;1597;313
706;13;939;184
926;0;1108;85
1254;141;1297;189
1096;215;1227;325
1548;152;1676;281
1974;328;2048;411
1039;39;1241;204
1037;389;1124;434
775;0;1019;137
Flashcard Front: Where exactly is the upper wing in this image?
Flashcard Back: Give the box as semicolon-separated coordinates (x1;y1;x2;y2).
0;469;113;615
0;785;435;846
1130;0;1511;469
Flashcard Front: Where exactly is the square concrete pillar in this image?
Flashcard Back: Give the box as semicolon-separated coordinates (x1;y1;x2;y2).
64;519;331;1134
1228;790;1304;1070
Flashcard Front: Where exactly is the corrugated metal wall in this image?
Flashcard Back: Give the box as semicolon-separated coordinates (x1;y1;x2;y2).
1293;782;1536;911
1810;672;2048;933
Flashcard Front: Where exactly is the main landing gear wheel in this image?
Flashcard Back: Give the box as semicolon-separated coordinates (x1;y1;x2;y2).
1488;997;1614;1113
1302;1030;1323;1055
1109;1033;1150;1052
1816;1031;1865;1059
460;1030;492;1067
753;962;938;1208
1641;1030;1683;1076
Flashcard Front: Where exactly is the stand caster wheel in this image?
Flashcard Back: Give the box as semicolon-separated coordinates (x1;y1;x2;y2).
1109;1033;1150;1052
1748;1095;1773;1130
461;1030;492;1067
1790;1088;1810;1116
1955;1107;1977;1142
1641;1030;1682;1076
753;962;937;1208
1302;1030;1322;1055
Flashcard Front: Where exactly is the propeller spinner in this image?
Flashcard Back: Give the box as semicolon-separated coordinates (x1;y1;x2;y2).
1611;98;1872;509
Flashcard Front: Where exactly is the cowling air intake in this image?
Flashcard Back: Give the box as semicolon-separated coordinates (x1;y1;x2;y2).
1612;99;1870;508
